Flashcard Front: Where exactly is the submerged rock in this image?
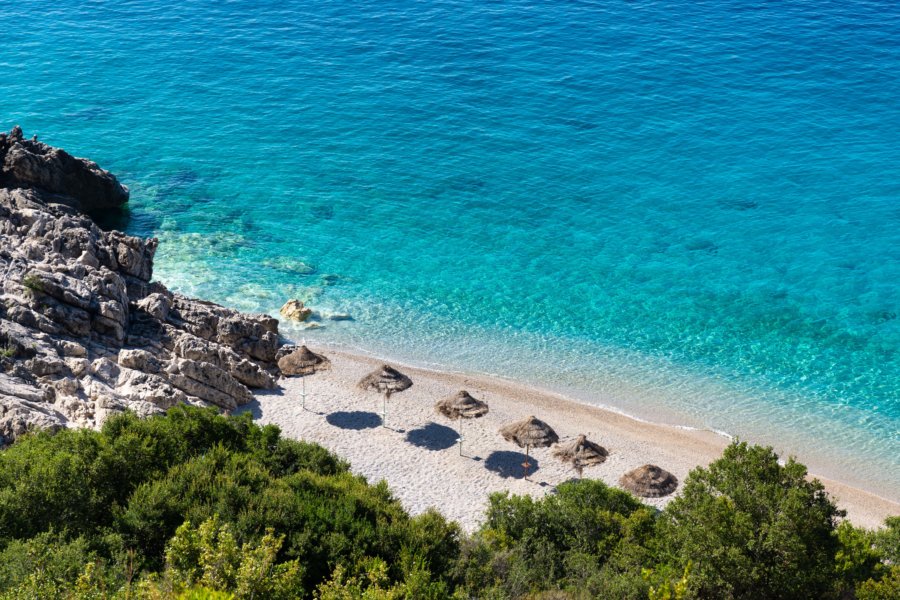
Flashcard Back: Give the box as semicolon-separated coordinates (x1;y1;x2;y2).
0;128;286;443
262;258;317;275
326;312;353;321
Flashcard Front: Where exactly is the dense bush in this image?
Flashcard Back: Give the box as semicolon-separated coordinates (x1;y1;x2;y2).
0;406;458;598
453;441;898;600
454;480;655;598
0;407;897;599
656;442;845;599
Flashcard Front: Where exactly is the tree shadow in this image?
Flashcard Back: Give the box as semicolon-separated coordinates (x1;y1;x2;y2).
325;411;381;430
484;450;540;479
404;422;458;451
233;399;262;419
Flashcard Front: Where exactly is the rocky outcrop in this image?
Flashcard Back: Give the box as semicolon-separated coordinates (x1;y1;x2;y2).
0;128;283;444
0;126;129;213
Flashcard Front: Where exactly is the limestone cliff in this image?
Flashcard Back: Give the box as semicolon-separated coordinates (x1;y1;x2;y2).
0;127;282;443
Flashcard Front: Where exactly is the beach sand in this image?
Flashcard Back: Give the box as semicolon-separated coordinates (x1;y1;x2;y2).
239;350;899;532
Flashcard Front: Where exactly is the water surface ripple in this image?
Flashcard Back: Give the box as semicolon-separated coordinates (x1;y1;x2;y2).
2;0;898;498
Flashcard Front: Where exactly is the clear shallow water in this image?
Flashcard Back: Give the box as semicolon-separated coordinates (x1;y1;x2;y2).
2;0;898;497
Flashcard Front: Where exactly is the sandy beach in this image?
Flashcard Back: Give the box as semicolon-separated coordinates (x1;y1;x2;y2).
239;349;899;532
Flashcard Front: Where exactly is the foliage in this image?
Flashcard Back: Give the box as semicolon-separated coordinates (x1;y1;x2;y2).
644;563;691;600
0;409;896;600
0;531;100;593
853;517;900;600
0;406;348;545
315;560;399;599
856;566;900;600
834;521;884;591
657;441;845;599
314;557;449;600
456;479;653;598
162;516;304;598
873;516;900;564
21;274;44;293
0;406;455;598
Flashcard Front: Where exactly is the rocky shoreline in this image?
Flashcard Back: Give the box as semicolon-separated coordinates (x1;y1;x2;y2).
0;127;290;443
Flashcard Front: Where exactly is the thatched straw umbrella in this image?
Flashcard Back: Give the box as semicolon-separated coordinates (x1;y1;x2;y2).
358;364;412;428
435;390;489;455
277;345;331;410
619;464;678;498
553;434;608;479
499;415;559;479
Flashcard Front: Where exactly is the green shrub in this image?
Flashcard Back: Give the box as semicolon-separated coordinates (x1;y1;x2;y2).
0;407;893;599
0;407;458;597
456;479;652;598
21;274;44;293
0;532;97;592
162;516;305;599
856;566;900;600
656;441;845;600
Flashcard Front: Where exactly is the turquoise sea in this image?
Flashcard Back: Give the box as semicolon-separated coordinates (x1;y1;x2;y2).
2;0;898;498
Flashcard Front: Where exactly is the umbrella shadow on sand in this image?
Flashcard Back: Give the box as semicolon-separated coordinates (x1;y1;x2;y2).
484;450;541;480
405;422;458;451
325;411;382;430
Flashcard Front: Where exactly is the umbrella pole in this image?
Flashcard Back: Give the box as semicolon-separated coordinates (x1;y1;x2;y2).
523;445;531;480
382;394;387;428
458;419;463;456
301;375;306;411
301;336;308;412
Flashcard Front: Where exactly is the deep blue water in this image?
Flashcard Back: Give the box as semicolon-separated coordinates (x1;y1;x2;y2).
2;0;898;497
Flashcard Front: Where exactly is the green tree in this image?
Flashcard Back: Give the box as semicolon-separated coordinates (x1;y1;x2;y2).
834;521;884;593
873;516;900;564
851;516;900;600
164;516;304;599
657;441;844;600
456;479;652;598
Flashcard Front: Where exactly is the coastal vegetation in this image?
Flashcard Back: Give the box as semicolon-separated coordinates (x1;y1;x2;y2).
0;407;896;599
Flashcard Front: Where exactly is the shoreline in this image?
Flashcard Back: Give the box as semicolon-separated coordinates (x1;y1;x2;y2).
298;338;900;498
318;339;735;435
243;345;899;531
288;331;900;501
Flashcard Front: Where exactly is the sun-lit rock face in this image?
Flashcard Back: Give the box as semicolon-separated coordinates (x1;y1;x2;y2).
0;129;282;443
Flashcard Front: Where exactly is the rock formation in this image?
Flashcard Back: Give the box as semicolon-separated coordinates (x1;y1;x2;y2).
0;128;282;445
279;299;312;322
0;126;129;213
